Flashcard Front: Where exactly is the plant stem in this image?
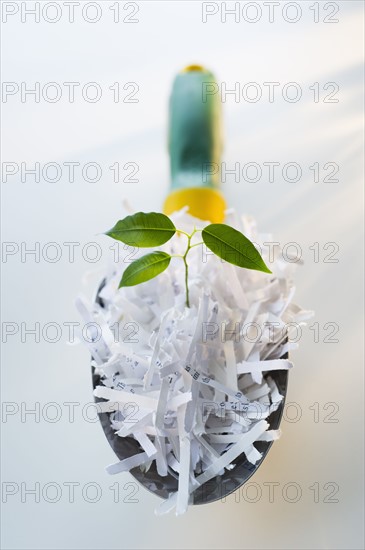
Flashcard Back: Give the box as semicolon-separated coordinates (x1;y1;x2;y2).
183;254;190;308
176;229;191;238
177;227;203;308
183;231;193;307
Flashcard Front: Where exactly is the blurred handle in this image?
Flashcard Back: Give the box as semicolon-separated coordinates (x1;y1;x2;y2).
163;65;226;223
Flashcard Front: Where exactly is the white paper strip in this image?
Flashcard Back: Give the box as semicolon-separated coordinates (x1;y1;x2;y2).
106;452;153;475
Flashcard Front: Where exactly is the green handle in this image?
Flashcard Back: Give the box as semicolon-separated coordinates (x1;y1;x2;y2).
168;65;222;191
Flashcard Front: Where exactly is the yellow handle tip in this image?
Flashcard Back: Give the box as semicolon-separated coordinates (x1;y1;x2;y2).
181;64;207;73
163;188;226;223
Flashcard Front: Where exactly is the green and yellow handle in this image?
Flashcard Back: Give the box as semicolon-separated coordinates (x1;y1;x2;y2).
163;65;226;223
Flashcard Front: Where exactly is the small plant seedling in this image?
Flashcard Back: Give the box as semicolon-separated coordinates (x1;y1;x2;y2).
106;212;271;308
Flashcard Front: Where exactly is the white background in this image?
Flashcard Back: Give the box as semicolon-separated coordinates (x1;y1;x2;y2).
1;1;364;549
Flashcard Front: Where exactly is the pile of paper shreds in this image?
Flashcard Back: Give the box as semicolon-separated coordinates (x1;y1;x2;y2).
77;209;313;515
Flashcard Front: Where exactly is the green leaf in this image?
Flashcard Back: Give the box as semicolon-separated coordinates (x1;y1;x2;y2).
106;212;176;247
119;251;171;287
202;224;272;274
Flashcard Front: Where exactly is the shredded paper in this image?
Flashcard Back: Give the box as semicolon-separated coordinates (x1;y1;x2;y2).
77;209;313;514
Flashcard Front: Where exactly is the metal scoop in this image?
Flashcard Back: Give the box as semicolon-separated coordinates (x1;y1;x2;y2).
92;66;289;504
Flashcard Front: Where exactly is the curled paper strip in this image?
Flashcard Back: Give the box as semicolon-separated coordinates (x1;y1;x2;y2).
77;209;313;515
